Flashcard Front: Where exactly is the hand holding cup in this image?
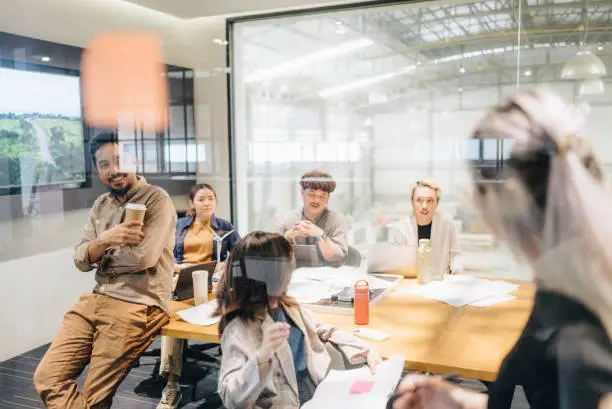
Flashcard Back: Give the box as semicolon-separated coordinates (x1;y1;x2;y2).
124;203;146;231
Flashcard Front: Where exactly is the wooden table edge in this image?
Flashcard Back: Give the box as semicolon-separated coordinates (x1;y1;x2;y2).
161;326;220;343
161;278;534;382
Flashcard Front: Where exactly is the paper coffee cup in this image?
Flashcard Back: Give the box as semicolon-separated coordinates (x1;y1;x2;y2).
125;203;146;227
192;270;209;306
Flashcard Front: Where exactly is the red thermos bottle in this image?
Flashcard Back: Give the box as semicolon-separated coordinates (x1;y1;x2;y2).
354;280;369;325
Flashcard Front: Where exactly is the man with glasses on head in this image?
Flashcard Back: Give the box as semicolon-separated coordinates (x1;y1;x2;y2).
279;170;348;267
391;177;462;276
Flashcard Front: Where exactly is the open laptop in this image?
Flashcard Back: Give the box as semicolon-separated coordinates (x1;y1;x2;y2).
173;261;217;301
366;243;416;275
292;244;322;269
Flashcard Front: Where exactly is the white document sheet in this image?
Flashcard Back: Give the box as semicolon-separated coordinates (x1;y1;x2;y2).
176;299;220;326
397;275;519;307
287;279;341;304
302;355;405;409
292;266;395;290
288;266;398;304
469;294;516;307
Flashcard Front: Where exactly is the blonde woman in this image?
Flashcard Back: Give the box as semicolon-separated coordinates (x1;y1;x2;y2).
391;178;462;276
393;90;612;409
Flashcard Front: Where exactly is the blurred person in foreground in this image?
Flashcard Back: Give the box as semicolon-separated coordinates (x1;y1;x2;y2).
157;183;239;409
214;231;381;408
392;89;612;409
391;178;462;276
34;131;176;408
279;170;348;267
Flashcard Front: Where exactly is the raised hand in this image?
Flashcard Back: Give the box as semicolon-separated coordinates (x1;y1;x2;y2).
259;322;290;361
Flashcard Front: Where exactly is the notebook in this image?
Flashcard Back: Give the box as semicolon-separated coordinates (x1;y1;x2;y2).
302;355;405;409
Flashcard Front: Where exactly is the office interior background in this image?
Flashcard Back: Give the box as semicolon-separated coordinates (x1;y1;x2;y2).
0;0;611;365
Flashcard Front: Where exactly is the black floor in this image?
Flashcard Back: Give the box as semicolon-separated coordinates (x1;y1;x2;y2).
0;338;223;409
0;340;529;409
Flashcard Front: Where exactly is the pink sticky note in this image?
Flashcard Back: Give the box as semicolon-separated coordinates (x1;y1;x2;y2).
350;380;375;394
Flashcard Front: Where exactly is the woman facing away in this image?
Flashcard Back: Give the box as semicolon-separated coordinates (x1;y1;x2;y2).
214;231;382;409
393;89;612;409
157;183;240;409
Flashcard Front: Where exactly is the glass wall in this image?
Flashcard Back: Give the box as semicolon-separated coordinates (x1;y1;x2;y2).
230;0;612;280
0;31;198;262
0;1;229;364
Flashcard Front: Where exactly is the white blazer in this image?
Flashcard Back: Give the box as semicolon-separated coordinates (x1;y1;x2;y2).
390;211;462;276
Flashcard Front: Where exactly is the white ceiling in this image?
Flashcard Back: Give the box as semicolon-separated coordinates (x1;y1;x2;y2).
228;0;612;112
121;0;366;19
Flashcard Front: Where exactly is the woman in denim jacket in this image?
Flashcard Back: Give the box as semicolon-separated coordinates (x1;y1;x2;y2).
157;183;240;409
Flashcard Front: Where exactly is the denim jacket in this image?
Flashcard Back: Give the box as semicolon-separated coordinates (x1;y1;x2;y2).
174;215;240;264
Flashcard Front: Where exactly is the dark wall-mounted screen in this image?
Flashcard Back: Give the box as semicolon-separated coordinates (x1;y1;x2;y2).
0;30;197;200
0;67;85;191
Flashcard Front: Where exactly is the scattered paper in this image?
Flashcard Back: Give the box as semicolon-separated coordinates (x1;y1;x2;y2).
397;275;519;307
469;294;516;307
288;266;399;304
287;280;338;304
176;299;220;326
302;355;405;409
293;266;397;290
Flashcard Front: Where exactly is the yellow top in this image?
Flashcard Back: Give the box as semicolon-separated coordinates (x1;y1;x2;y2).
182;219;214;264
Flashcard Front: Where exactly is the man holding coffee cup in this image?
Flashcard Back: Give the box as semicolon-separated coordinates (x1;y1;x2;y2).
125;202;147;228
34;131;177;409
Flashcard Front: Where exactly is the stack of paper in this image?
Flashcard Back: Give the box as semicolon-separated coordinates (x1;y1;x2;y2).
288;266;397;304
293;266;396;290
176;299;220;326
469;294;516;307
398;275;518;307
302;355;405;409
287;280;339;304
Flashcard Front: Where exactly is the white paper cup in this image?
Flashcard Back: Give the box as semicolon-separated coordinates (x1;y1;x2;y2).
192;270;209;306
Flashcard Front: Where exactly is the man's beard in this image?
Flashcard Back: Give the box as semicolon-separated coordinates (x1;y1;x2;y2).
106;174;132;197
108;184;132;197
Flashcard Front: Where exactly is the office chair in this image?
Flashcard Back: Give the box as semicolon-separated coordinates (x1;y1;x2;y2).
346;245;362;267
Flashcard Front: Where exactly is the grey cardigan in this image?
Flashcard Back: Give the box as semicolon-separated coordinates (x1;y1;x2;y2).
390;211;462;276
278;207;348;267
218;302;372;409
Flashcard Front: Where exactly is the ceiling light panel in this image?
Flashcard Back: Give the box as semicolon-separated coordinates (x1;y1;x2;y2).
245;38;374;83
319;65;416;98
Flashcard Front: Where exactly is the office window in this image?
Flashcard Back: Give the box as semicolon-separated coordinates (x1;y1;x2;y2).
230;0;612;281
0;31;199;264
117;67;198;177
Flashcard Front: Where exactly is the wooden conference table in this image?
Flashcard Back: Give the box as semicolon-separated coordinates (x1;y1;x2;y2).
161;278;535;382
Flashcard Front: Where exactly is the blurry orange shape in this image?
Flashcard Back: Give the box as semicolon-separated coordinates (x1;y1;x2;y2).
378;216;389;227
81;32;168;131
